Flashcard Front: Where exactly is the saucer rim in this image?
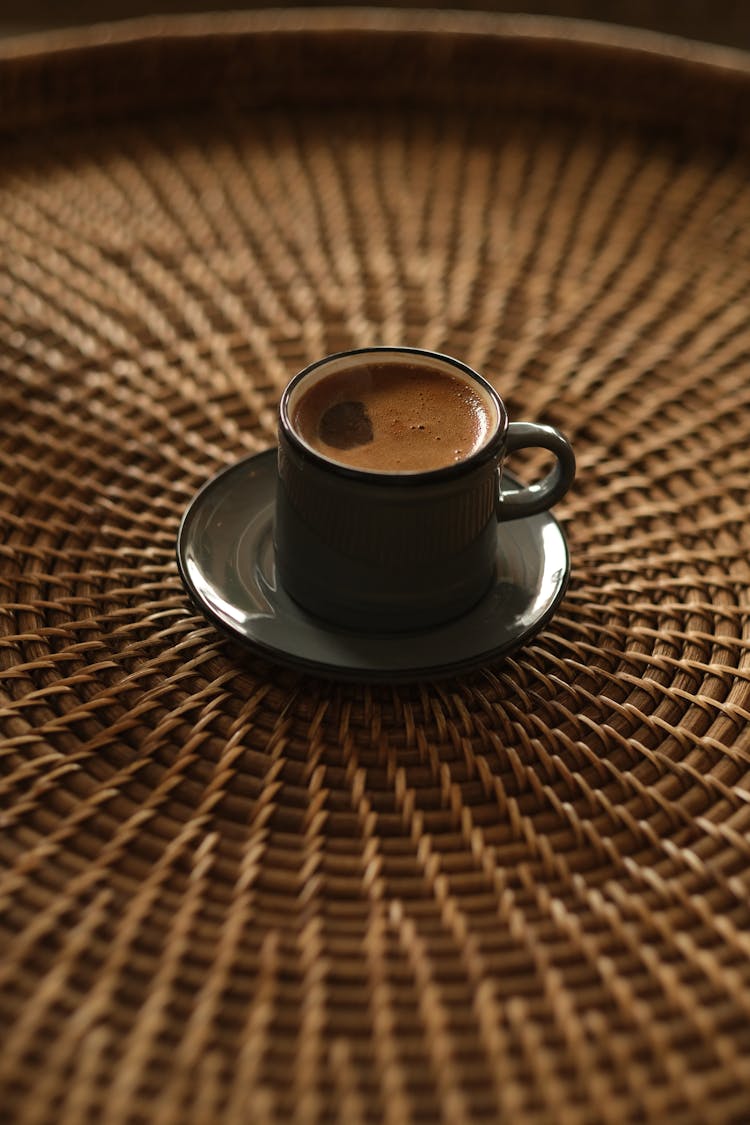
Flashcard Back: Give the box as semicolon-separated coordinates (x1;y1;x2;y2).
176;449;571;681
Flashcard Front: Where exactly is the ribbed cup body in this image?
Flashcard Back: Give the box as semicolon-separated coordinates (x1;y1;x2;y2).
275;428;503;631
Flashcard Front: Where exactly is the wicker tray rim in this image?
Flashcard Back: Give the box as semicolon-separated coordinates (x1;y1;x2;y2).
3;6;750;78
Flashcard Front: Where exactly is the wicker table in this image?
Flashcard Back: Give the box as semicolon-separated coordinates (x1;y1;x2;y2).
2;12;750;1123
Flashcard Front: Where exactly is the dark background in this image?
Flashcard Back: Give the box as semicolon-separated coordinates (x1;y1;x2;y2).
2;1;749;49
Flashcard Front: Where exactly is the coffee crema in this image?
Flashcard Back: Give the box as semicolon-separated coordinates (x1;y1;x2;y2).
291;362;494;472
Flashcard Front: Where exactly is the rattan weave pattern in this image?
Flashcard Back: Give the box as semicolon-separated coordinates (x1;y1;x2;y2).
2;12;750;1124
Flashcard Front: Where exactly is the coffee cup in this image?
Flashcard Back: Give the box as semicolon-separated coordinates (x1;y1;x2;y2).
275;347;575;631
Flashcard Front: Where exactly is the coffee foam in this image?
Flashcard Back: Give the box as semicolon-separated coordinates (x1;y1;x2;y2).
289;359;497;473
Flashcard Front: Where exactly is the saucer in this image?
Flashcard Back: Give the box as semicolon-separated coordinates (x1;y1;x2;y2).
176;450;570;681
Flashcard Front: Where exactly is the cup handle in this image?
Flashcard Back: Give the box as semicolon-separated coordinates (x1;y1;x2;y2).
497;421;576;521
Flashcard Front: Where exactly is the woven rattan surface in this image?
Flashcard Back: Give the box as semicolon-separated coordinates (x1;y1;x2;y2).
2;11;750;1123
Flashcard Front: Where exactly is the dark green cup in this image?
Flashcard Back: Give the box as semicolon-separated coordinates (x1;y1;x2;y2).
275;347;575;632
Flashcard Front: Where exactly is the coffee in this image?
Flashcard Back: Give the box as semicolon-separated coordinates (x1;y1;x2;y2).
291;362;494;472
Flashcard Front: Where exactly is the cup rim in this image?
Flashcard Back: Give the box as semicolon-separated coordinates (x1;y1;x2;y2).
279;346;508;484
